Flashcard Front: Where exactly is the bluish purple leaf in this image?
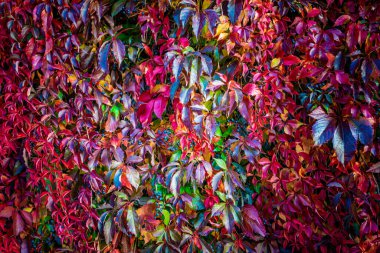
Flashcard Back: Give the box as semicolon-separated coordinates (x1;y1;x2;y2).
170;79;180;101
312;117;336;145
114;169;122;188
349;58;360;75
80;0;90;23
348;118;373;145
361;59;373;83
173;55;184;79
99;41;111;73
227;0;243;24
333;122;357;164
205;9;218;35
334;51;343;70
179;86;192;104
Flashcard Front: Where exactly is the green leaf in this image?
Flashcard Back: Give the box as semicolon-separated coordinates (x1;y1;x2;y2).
215;191;226;202
162;209;170;226
222;126;233;138
170;150;181;162
190;57;200;86
110;102;123;119
57;90;63;100
128;47;137;62
215;127;223;137
191;196;205;211
127;205;139;235
271;58;281;68
111;0;126;17
214;158;227;170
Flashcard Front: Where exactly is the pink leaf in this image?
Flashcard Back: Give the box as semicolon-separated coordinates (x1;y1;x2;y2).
367;162;380;173
153;96;168;119
334;15;351;26
138;101;154;125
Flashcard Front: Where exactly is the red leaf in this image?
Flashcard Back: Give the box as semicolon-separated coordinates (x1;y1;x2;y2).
307;8;320;18
0;206;14;218
283;55;301;66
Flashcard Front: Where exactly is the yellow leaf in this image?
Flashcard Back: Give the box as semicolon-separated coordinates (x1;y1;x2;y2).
202;0;212;9
215;22;230;37
217;32;230;41
140;229;155;244
271;58;281;68
68;74;77;84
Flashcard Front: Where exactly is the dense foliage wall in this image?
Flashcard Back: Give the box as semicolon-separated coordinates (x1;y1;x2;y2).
0;0;379;252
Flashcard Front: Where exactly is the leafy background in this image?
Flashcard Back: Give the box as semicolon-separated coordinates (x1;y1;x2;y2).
0;0;379;252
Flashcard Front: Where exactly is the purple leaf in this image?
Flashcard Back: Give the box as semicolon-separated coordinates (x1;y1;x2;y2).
180;8;194;27
101;149;111;168
367;162;380;173
114;147;125;162
327;182;343;188
173;55;184;79
222;206;235;233
13;212;24;236
192;13;205;39
212;171;223;192
127;156;143;163
201;55;213;75
113;39;126;67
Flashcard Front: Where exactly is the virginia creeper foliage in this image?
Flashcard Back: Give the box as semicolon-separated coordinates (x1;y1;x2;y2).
0;0;379;252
